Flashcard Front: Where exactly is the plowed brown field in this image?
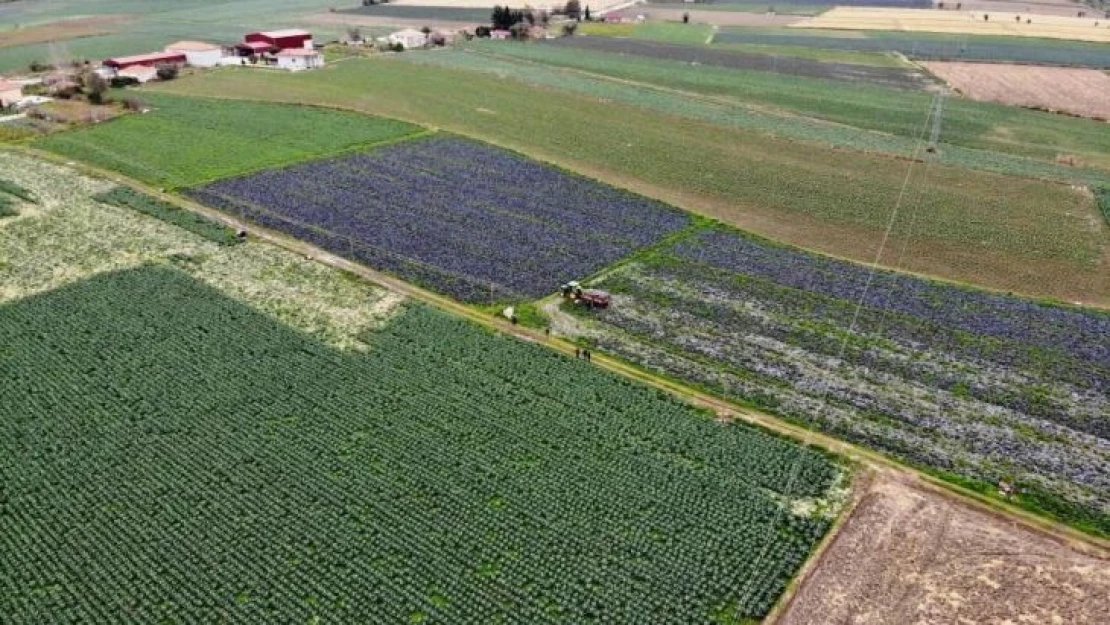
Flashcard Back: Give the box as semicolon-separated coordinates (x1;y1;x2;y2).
778;473;1110;625
926;61;1110;120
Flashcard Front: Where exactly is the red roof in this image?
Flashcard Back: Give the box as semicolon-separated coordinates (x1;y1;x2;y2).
237;41;273;51
104;51;186;68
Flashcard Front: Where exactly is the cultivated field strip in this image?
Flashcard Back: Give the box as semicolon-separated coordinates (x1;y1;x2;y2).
186;136;690;302
571;227;1110;535
0;266;842;623
546;36;934;89
713;29;1110;67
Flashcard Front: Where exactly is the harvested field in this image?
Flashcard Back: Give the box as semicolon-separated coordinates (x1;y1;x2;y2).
797;7;1110;42
779;472;1110;624
0;15;129;49
547;36;933;88
925;61;1110;120
950;0;1103;18
336;4;492;22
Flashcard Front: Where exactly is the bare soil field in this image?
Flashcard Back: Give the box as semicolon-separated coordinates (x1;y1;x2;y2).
797;7;1110;42
926;61;1110;120
0;15;130;49
778;472;1110;625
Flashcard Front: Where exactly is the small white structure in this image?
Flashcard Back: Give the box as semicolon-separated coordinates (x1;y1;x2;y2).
388;28;427;49
0;79;22;108
117;65;159;84
165;41;226;67
274;49;325;71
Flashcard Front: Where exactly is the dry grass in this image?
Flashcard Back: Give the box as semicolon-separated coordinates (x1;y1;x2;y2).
796;7;1110;43
0;15;130;49
926;62;1110;121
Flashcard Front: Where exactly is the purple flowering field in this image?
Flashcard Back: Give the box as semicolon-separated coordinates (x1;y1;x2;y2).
187;136;688;302
576;227;1110;534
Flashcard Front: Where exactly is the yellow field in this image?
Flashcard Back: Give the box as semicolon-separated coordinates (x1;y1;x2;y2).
794;7;1110;43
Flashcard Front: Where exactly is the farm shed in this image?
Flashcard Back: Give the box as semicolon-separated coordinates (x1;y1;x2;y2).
164;41;225;67
244;29;313;50
0;79;22;108
117;65;158;84
275;49;325;71
103;51;186;70
235;40;274;57
490;29;511;40
388;29;428;49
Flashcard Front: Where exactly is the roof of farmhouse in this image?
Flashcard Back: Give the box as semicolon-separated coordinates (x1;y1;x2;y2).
165;41;222;51
256;29;310;38
392;28;425;36
105;51;185;65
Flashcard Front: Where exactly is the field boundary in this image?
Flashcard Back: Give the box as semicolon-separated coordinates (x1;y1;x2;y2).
13;143;1109;554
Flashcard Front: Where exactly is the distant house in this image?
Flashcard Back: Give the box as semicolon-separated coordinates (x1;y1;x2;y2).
275;49;325;71
244;29;313;50
117;65;159;84
490;29;511;40
0;79;22;108
104;51;187;71
165;41;226;67
388;28;428;49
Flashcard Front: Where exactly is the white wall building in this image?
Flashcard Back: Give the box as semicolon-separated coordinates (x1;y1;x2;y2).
387;29;427;49
164;41;226;67
274;49;325;71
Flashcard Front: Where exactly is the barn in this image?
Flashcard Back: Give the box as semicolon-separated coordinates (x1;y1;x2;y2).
244;29;313;50
103;51;186;71
164;41;225;67
275;49;325;71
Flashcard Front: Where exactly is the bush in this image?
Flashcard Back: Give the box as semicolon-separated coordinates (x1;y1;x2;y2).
155;64;179;81
111;76;140;89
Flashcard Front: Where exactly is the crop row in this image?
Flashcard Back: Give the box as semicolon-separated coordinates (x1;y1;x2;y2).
0;266;840;622
544;37;932;90
575;227;1110;534
93;187;242;246
713;29;1110;68
187;135;689;302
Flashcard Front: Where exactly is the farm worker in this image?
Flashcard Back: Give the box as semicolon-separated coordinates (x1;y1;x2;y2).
575;347;581;359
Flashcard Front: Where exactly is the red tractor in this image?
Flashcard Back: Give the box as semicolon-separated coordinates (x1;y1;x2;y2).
560;281;610;309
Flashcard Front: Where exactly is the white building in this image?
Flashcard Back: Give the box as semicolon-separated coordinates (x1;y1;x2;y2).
388;28;427;49
117;65;159;84
274;49;325;71
164;41;226;67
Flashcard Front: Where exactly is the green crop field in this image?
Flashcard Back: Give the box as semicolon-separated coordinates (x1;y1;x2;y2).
0;155;846;621
34;92;421;188
0;0;346;74
711;41;909;67
150;62;1110;306
461;41;1110;171
578;22;715;44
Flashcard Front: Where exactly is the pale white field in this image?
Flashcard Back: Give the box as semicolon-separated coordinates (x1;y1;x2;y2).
795;7;1110;42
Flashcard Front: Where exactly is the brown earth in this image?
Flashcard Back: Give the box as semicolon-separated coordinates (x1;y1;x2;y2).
925;61;1110;120
944;0;1106;18
0;15;130;49
777;472;1110;625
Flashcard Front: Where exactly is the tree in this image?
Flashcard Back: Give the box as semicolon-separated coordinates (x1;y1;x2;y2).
79;69;108;104
683;12;689;23
565;0;581;20
562;22;578;36
584;6;591;20
491;5;526;29
155;64;179;80
475;25;492;38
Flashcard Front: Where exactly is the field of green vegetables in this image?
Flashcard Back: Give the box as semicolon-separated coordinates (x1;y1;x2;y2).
0;263;843;623
34;92;421;188
151;64;1110;305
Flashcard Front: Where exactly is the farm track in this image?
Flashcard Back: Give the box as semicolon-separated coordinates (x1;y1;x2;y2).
15;144;1110;564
